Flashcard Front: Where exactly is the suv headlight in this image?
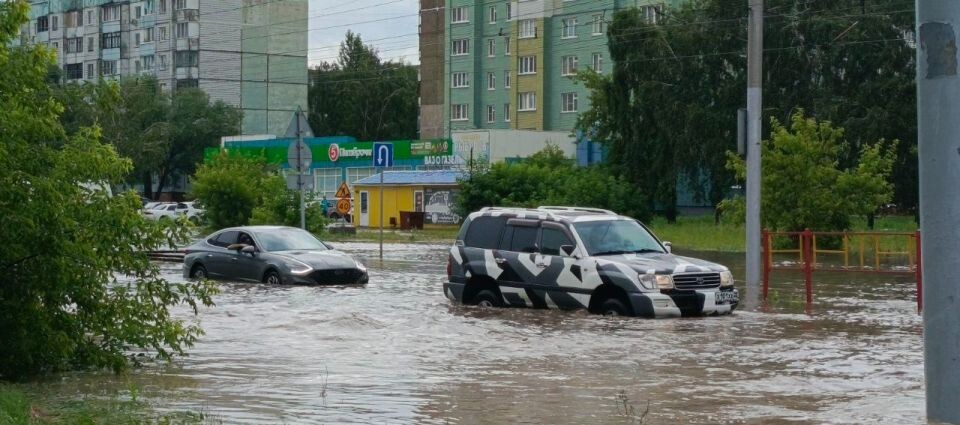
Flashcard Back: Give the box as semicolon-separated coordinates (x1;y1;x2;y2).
639;273;674;290
355;261;367;272
283;258;313;275
720;270;734;287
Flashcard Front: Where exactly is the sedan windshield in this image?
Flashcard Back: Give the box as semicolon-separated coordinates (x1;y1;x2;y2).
573;220;665;256
254;229;328;252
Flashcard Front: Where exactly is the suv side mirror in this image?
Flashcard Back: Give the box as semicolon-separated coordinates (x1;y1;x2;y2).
663;241;672;253
560;244;576;256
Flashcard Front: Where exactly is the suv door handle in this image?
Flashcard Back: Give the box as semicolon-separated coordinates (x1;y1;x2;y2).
495;258;507;264
536;262;548;268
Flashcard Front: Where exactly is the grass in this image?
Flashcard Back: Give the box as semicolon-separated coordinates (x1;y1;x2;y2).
645;215;918;253
0;384;221;425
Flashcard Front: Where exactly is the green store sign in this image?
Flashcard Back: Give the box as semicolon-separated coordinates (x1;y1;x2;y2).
204;139;452;166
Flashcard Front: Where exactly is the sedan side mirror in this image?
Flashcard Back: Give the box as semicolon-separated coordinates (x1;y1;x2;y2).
560;244;576;257
663;241;673;253
241;245;257;255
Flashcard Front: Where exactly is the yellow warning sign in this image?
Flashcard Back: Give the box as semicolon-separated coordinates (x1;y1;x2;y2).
336;199;351;215
335;181;351;198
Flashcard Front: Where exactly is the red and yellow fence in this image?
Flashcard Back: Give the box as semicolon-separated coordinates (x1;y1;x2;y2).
762;229;922;312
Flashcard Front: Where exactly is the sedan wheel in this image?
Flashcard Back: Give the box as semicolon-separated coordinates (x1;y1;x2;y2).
190;264;207;279
263;270;282;285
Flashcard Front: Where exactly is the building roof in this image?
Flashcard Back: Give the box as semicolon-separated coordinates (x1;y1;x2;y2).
353;170;464;186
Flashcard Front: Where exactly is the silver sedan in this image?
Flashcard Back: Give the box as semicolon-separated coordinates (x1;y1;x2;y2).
183;226;368;285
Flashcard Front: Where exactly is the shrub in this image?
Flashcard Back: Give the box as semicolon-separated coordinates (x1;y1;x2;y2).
251;175;329;234
191;152;273;229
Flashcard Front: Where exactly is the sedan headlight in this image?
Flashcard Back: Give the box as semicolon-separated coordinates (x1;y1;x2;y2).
355;261;367;272
283;258;313;275
639;273;674;290
720;270;734;287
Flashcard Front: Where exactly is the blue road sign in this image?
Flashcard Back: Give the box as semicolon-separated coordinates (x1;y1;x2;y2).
373;142;394;167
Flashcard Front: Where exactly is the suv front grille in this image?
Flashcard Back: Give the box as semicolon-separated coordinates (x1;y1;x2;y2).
673;272;721;289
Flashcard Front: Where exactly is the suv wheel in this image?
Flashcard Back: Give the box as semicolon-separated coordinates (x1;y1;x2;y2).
599;298;630;316
474;289;503;308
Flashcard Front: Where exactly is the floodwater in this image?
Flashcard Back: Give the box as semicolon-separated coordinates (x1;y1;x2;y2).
23;243;923;424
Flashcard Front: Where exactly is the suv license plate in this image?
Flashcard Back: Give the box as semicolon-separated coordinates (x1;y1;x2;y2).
715;291;738;304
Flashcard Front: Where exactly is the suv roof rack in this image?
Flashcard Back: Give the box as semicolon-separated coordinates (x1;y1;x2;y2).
537;206;617;215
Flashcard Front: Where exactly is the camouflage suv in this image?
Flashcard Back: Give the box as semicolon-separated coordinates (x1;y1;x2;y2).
444;206;739;317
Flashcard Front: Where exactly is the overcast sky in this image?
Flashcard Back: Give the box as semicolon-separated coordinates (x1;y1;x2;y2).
307;0;422;67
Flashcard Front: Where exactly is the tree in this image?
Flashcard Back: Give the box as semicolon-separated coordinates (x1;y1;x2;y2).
191;152;274;229
0;1;215;378
721;112;896;231
308;31;419;140
578;0;916;219
250;176;328;234
53;77;241;199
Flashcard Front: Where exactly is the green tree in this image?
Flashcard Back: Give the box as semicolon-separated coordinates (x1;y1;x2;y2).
308;31;419;140
579;0;916;219
191;152;274;229
0;1;215;378
721;112;896;231
250;176;328;234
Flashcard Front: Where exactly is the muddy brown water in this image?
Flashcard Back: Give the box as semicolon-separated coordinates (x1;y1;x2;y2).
20;243;923;424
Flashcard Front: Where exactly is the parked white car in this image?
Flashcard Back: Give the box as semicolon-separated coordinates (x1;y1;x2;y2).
143;202;204;223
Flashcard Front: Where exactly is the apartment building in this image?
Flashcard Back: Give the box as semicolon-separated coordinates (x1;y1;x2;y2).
17;0;308;136
418;0;677;137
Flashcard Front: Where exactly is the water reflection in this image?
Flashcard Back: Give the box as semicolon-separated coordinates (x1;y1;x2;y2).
18;244;923;424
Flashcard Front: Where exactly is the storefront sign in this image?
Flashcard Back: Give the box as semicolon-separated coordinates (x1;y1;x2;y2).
204;138;453;167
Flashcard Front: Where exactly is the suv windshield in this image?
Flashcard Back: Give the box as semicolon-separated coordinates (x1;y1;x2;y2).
255;229;328;252
573;220;665;256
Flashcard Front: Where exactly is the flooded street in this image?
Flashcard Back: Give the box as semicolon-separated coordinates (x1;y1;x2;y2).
23;243;923;424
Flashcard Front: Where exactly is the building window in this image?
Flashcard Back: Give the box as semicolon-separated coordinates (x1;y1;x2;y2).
503;103;511;121
86;63;94;79
452;72;469;88
174;0;187;10
135;59;141;72
159;25;168;40
143;28;154;43
519;19;535;38
64;63;83;80
561;92;578;113
487;39;495;57
452;39;469;55
52;42;59;51
592;53;603;73
37;16;48;32
562;17;577;38
52;15;58;31
135;6;142;18
65;11;81;28
518;55;536;74
87;10;93;24
487;72;495;90
561;55;578;76
135;32;141;46
101;32;121;49
518;92;536;111
641;4;663;24
504;37;510;55
592;14;604;34
142;55;155;71
452;104;469;121
87;36;94;51
487;105;496;123
176;79;198;89
159;54;168;70
504;70;511;88
102;5;120;22
488;6;497;23
506;2;512;20
176;22;189;38
315;168;341;199
100;59;117;76
160;0;167;14
65;37;83;53
452;7;468;23
175;50;198;67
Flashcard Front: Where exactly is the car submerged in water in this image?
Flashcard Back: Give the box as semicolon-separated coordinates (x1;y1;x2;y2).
444;206;738;318
183;226;368;285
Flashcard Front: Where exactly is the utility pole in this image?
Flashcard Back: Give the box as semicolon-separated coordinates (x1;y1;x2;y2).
744;0;764;305
917;2;960;422
297;107;306;230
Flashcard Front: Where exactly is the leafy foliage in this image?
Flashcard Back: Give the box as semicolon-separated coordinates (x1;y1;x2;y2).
251;176;328;234
456;147;651;221
190;152;274;229
720;112;896;231
52;77;242;199
579;0;917;218
308;31;419;140
0;1;216;378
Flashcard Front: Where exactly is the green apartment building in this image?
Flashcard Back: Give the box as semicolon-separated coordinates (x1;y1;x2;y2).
419;0;679;138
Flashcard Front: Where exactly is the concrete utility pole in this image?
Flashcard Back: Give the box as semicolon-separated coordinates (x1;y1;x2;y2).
917;2;960;422
744;0;764;303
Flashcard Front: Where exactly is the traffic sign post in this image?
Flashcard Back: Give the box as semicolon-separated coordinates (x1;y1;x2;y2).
372;143;393;259
285;106;314;230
